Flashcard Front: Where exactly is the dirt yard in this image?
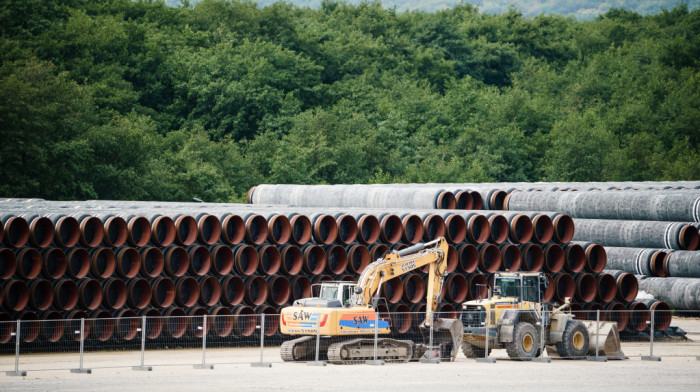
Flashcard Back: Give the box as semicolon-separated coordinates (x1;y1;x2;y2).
1;318;699;392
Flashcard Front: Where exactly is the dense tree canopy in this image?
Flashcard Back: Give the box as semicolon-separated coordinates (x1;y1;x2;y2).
0;0;698;202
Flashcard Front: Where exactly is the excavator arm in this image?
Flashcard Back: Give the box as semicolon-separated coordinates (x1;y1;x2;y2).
354;237;449;327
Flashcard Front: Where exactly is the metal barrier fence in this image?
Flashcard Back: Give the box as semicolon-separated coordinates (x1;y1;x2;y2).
1;310;699;374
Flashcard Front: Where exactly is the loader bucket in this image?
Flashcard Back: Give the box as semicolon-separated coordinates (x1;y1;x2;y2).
582;320;627;359
417;318;463;361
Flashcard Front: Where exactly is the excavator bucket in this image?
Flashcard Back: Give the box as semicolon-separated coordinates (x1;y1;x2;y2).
417;318;464;361
582;320;627;359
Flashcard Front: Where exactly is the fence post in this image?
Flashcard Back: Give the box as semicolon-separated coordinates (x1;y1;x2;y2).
421;312;440;364
194;315;214;369
587;309;607;362
642;308;661;361
5;319;26;376
308;312;326;366
476;309;496;363
133;315;152;371
70;318;92;373
251;313;272;367
533;307;550;363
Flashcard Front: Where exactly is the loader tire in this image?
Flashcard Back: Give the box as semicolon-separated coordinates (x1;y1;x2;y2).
506;322;539;360
555;321;589;359
461;342;490;359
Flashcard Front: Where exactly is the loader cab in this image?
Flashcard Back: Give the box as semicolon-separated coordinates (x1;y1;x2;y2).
312;281;357;307
493;272;548;304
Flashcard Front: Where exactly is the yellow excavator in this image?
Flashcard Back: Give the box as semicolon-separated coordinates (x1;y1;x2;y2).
280;237;462;363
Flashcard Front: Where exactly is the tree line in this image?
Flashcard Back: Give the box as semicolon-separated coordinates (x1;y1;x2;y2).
0;0;698;202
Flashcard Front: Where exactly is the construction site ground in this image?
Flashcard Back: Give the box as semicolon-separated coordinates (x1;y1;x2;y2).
2;317;699;392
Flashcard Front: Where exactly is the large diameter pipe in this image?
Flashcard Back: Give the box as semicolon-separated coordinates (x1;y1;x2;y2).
90;247;116;279
324;244;348;275
638;299;672;331
198;275;222;306
102;278;127;310
116;247;141;278
457;244;479;273
402;273;425;304
148;215;176;247
499;243;521;272
390;303;412;334
96;214;128;247
0;248;17;279
232;305;257;336
302;244;326;275
552;273;575;303
383;277;403;304
280;245;303;275
519;243;544;272
220;275;245;306
290;276;312;302
601;246;668;277
464;213;489;244
52;279;78;311
505;189;700;222
334;213;357;245
176;276;199;307
378;213;402;244
603;302;628;332
266;213;291;245
66;310;91;340
114;309;139;340
90;309;115;341
663;250;700;278
477;243;501;273
139;308;163;339
41;310;65;342
596;273;617;303
29;279;53;311
578;242;607;273
637;276;700;311
542;244;564;273
210;306;234;337
311;213;338;244
1;215;29;248
289;214;312;245
17;247;42;279
164;307;187;338
140;246;164;278
244;276;268;306
220;213;245;245
626;302;650;332
187;245;211;276
422;214;445;242
401;214;424;244
233;244;259;275
151;277;176;308
17;311;40;342
485;214;508;244
467;274;488;300
266;275;291;306
128;278;153;309
187;307;210;338
345;244;369;275
563;243;585;273
209;245;234;275
572;219;699;250
66;248;90;279
445;274;468;303
78;278;103;310
354;214;380;244
14;215;55;248
174;214;197;245
604;269;639;302
163;246;189;277
196;213;221;245
573;272;597;303
257;245;282;275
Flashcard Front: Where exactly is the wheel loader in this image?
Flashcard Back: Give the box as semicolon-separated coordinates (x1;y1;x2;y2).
279;237;462;363
461;271;626;360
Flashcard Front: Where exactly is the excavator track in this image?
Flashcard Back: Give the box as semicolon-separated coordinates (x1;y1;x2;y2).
327;338;415;364
281;336;332;362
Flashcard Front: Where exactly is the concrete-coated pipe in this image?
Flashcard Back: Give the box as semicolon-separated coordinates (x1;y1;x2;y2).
563;243;585;273
601;246;666;277
636;276;700;311
302;244;326;275
290;276;312;302
445;274;468;303
66;248;90;279
151;277;176;308
401;214;424;244
29;279;53;311
89;309;115;342
457;243;479;274
519;243;544;272
164;307;187;338
1;215;29;248
53;279;78;311
114;309;139;340
463;213;489;244
638;299;672;331
164;246;189;277
66;310;91;340
485;214;508;244
402;273;425;304
334;214;357;245
128;278;153;309
542;244;564;273
324;244;348;275
626;302;650;332
280;245;303;276
102;278;127;310
90;247;116;279
390;303;412;333
596;273;617;303
499;243;521;272
209;245;234;276
232;305;257;336
664;250;700;278
467;274;488;300
17;247;42;279
140;246;164;278
573;272;597;303
220;276;245;306
139;308;163;339
198;275;222;307
0;248;17;279
289;214;312;245
78;278;103;310
41;310;65;342
116;247;140;278
477;243;501;273
346;244;370;274
383;277;403;304
244;276;268;306
266;214;291;245
233;244;259;275
573;219;699;251
552;273;575;303
310;213;338;245
220;214;245;245
209;306;234;337
354;214;380;244
174;214;197;245
257;244;282;275
422;214;445;242
604;269;639;302
187;245;210;276
175;276;199;308
603;302;628;331
266;275;291;306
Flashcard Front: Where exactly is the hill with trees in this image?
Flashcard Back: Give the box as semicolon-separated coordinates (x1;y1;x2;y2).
1;0;698;202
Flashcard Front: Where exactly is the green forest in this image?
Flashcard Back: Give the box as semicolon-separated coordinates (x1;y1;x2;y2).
1;0;699;202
